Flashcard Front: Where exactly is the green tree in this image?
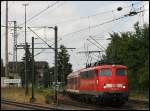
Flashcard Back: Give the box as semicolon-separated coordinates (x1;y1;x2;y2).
21;43;32;87
50;45;72;86
103;22;149;92
1;58;5;77
58;45;72;86
43;64;50;88
49;66;54;86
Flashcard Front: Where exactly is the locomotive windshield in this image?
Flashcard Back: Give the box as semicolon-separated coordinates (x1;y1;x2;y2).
100;68;112;76
116;68;127;76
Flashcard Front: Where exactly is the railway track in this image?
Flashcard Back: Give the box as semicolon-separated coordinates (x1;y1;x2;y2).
1;99;93;110
58;99;127;110
128;99;149;110
1;97;149;110
57;93;149;110
57;93;130;110
1;99;60;110
129;99;149;105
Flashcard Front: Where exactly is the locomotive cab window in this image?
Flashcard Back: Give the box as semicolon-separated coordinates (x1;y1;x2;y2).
116;68;127;76
100;68;112;76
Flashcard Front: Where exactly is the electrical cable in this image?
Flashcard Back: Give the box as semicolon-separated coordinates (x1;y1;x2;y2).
59;9;148;41
89;36;106;50
19;1;59;26
28;27;54;50
47;2;142;26
28;1;66;26
87;38;104;51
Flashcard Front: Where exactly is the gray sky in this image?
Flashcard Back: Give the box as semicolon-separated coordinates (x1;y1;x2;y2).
1;1;149;71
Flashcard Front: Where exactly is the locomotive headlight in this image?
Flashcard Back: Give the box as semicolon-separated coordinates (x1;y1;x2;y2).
123;85;126;88
103;85;106;88
103;84;106;88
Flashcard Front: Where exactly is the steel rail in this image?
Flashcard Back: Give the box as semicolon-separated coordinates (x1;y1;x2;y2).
1;99;60;110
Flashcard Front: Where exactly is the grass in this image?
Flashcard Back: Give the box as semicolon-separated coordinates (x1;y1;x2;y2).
129;90;149;101
1;87;55;104
2;87;149;104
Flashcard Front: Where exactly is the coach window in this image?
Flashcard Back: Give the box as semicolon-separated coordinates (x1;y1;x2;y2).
88;70;93;78
80;72;84;78
100;68;112;76
85;71;89;78
88;71;91;78
93;70;98;78
116;68;127;76
93;70;97;78
86;71;89;78
81;71;87;79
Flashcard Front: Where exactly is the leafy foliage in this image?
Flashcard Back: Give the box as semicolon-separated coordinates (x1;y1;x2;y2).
43;64;50;88
49;45;73;86
21;44;33;86
1;58;5;77
58;45;72;85
103;22;149;92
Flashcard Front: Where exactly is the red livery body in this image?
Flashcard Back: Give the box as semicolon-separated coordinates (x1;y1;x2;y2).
66;65;129;105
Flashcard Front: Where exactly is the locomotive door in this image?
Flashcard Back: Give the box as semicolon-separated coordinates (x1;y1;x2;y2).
95;69;99;91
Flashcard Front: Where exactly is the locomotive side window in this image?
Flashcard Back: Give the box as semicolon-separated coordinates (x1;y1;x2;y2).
88;70;96;78
116;69;127;76
100;68;112;76
80;71;88;78
81;70;97;79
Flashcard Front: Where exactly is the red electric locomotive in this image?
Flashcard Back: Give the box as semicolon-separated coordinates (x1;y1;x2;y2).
66;65;129;105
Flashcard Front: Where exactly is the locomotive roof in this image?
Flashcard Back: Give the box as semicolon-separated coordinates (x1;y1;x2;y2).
67;69;82;78
99;65;127;68
67;65;127;78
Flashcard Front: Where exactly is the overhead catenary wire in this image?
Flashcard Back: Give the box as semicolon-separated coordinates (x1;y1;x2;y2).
13;2;145;44
46;2;142;26
34;49;47;57
3;6;145;48
59;9;148;41
28;27;54;50
21;6;148;58
1;1;143;29
89;36;106;51
87;38;105;52
28;1;67;26
19;1;59;26
24;2;142;28
1;1;146;66
90;54;100;61
81;7;146;65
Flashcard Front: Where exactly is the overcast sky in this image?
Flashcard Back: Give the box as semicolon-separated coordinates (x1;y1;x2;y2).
1;1;149;71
